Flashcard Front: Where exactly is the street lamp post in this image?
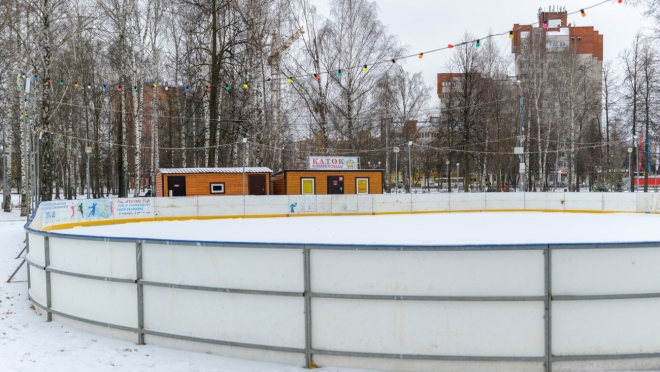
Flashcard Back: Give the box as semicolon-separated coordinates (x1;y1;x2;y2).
446;160;450;192
456;163;460;191
517;80;525;192
408;141;413;193
393;147;400;194
636;138;640;193
628;147;633;192
242;138;247;196
85;144;92;199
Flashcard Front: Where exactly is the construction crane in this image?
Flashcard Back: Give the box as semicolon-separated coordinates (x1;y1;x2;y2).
267;27;304;131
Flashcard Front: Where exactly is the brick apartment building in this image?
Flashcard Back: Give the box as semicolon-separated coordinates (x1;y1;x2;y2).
511;6;603;185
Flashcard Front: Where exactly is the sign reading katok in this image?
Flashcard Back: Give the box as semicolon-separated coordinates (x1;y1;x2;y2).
308;156;359;170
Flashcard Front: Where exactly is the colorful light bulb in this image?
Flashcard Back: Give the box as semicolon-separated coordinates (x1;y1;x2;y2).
363;64;368;72
475;40;481;47
509;31;514;39
580;9;586;17
337;70;342;77
418;53;423;59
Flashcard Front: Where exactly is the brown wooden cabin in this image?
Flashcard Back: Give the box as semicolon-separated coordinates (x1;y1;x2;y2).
271;170;383;195
156;168;272;197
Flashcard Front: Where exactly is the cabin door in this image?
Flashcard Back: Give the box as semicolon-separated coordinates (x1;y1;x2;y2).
327;176;344;194
248;174;267;195
168;176;186;196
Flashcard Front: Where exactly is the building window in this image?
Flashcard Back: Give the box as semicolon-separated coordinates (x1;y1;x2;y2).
210;183;225;194
356;178;369;194
301;178;315;194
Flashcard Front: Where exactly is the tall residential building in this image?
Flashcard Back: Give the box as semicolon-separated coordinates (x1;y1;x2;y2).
511;6;603;185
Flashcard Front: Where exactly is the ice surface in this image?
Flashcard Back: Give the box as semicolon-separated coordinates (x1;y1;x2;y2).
59;212;660;246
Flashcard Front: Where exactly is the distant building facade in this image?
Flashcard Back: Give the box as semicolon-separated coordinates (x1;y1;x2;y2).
511;7;603;186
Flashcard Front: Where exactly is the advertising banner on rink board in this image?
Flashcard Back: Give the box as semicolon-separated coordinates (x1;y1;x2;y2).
308;156;359;170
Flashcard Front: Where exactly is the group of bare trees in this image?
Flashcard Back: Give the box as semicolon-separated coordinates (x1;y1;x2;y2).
0;0;432;213
2;0;660;213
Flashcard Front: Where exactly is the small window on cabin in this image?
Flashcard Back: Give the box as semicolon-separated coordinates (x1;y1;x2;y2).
210;183;225;194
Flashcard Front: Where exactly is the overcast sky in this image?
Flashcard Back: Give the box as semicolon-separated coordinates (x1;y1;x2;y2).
312;0;651;102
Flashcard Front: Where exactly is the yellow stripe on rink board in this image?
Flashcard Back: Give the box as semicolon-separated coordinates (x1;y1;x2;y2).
41;208;641;231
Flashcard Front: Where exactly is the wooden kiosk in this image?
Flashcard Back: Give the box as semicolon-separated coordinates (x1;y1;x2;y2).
271;169;383;195
156;167;272;197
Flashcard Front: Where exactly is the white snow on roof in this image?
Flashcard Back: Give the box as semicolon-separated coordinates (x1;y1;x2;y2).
158;167;272;174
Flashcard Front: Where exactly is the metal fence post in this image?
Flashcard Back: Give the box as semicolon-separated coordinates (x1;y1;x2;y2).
303;247;312;368
545;245;552;372
136;241;145;345
45;236;52;321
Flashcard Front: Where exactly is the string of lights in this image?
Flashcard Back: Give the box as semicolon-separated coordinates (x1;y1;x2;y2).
10;0;619;94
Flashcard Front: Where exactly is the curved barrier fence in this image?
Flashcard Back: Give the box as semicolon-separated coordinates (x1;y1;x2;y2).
24;193;660;372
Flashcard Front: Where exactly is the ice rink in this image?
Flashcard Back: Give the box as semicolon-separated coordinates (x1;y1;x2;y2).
58;212;659;245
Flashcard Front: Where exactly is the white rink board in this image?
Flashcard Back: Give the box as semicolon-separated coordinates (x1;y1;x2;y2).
142;243;304;292
28;265;47;305
553;248;660;295
49;238;136;279
553;298;660;355
50;273;137;328
310;250;544;296
143;286;305;349
312;298;545;357
28;234;45;266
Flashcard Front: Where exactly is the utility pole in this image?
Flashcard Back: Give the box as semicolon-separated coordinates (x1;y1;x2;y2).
242;138;247;196
517;80;525;192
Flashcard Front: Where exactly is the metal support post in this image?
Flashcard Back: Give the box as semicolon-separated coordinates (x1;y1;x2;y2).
136;241;144;345
303;248;312;368
408;141;413;192
45;236;52;321
545;245;552;372
85;144;91;199
393;147;400;194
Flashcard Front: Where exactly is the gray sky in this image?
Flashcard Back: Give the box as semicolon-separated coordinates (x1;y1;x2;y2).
313;0;651;102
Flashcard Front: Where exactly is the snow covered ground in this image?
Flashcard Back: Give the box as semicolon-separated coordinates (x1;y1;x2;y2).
0;194;373;372
3;195;659;371
60;212;660;246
